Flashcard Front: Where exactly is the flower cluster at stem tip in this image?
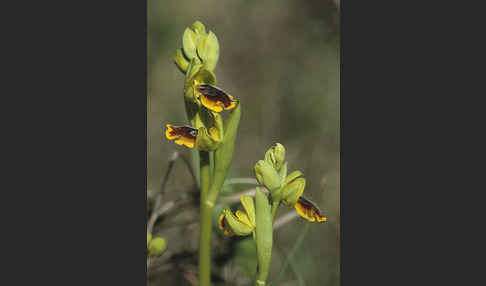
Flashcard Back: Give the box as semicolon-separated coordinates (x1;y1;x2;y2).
219;143;327;237
165;21;238;152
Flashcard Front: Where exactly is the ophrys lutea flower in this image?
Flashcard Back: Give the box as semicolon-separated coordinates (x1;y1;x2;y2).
295;196;327;222
218;195;256;237
194;80;237;113
165;124;198;148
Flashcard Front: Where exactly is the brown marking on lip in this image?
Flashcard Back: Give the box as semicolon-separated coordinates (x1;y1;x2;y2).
197;85;236;108
165;124;198;148
168;125;198;139
296;196;327;222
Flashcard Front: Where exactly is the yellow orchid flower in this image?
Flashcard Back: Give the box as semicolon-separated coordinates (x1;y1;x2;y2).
194;80;237;113
165;124;198;148
218;195;256;237
295;196;327;222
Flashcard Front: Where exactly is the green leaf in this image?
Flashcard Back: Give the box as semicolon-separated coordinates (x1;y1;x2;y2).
207;102;241;203
234;238;258;279
255;187;273;284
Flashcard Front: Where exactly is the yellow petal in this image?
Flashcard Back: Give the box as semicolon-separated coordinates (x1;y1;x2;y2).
218;213;234;237
295;201;316;222
225;100;237;110
165;124;178;140
295;197;327;223
218;214;226;230
201;95;223;112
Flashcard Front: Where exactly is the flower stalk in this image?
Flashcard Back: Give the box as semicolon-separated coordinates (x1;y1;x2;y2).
167;21;239;286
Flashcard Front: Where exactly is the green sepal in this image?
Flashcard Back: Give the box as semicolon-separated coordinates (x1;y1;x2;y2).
173;48;189;74
282;170;303;186
240;195;256;226
197;31;220;71
222;207;254;236
184;58;203;122
182;27;198;60
185;57;203;92
281;177;306;206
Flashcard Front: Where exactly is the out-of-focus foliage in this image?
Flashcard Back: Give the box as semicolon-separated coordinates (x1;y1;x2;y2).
148;1;339;285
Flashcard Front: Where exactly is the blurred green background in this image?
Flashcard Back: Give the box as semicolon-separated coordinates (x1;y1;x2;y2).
147;1;339;285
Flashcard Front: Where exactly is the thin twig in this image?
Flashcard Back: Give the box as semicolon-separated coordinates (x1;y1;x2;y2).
180;153;197;187
273;211;300;230
218;188;269;204
147;152;179;233
223;178;259;186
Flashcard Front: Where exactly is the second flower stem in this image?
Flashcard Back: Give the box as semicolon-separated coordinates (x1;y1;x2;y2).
271;201;280;222
198;151;212;286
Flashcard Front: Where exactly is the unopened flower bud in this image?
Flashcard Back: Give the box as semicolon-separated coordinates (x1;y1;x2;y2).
254;160;281;192
264;143;285;171
148;237;167;257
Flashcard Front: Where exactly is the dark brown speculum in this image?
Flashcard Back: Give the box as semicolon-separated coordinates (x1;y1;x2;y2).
170;125;198;139
197;85;234;108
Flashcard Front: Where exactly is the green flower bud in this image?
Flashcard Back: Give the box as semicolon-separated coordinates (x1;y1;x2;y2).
148;237;167;257
192;21;206;34
264;143;285;171
281;173;306;206
254;160;281;192
147;232;152;249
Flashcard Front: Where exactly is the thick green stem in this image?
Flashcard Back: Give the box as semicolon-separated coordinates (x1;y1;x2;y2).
198;151;212;286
